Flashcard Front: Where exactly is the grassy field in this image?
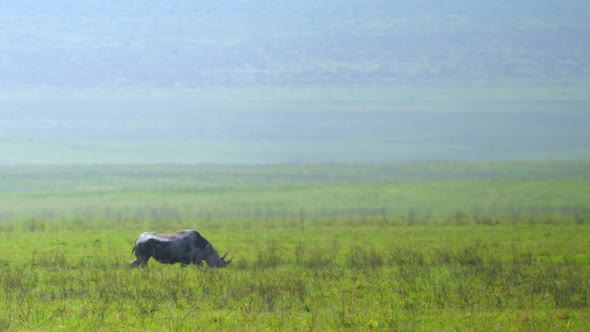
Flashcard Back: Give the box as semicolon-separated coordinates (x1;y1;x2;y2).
1;162;589;330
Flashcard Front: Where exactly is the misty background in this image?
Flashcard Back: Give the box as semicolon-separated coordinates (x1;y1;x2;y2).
1;1;589;164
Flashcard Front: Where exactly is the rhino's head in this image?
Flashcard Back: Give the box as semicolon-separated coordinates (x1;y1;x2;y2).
202;244;232;268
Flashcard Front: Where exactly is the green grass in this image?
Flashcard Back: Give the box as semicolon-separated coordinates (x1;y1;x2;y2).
1;224;589;330
1;162;589;330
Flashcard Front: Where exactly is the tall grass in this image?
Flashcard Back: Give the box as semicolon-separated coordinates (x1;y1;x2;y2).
0;162;589;330
1;222;589;330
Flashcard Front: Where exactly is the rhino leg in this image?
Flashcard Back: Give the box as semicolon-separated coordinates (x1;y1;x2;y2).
192;252;205;267
129;256;150;268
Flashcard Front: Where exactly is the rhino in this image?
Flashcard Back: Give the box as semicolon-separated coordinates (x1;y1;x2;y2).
129;229;232;268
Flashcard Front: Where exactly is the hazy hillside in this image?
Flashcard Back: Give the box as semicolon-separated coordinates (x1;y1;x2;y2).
2;1;589;87
1;1;589;163
2;110;589;164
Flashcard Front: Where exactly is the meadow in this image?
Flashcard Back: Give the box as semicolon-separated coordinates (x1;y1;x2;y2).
0;161;589;330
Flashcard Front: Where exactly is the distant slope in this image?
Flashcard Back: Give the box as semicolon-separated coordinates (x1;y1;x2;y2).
1;1;589;164
1;110;589;164
1;1;589;87
1;1;589;114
